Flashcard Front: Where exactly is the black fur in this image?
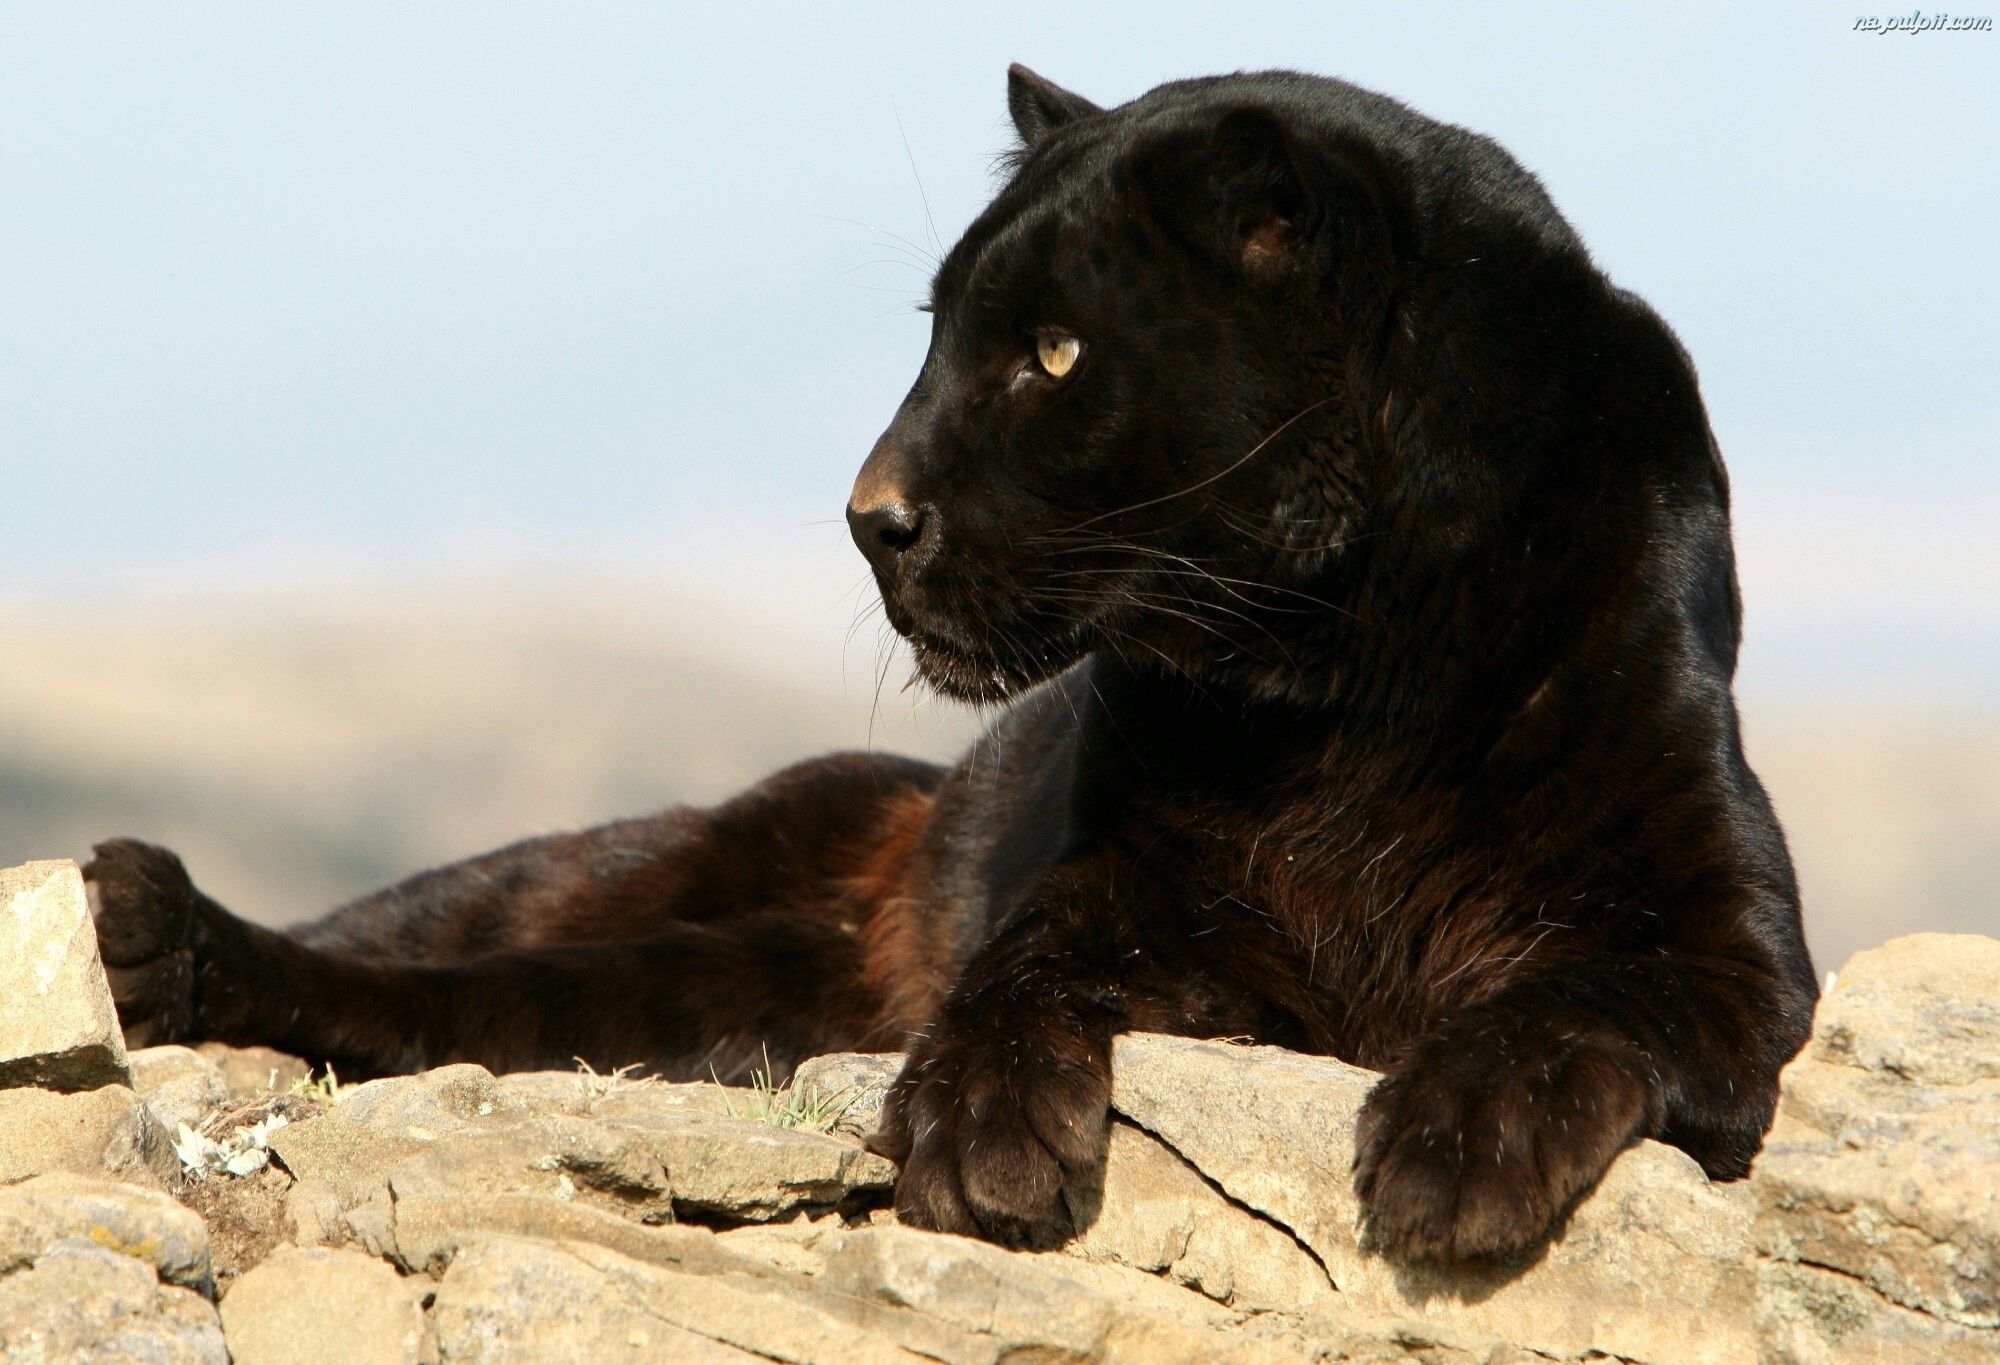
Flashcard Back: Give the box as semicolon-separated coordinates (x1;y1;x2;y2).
86;67;1816;1263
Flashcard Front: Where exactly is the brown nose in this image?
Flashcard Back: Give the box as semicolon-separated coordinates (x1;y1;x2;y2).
847;498;925;578
849;428;925;577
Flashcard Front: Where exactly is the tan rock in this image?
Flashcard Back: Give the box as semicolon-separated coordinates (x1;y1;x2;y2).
816;1224;1307;1364
427;1223;1302;1365
131;1043;231;1132
271;1073;895;1273
1068;1119;1332;1311
1108;1031;1756;1365
219;1244;430;1365
1810;934;2000;1089
1753;933;2000;1362
329;1063;895;1217
713;1216;846;1277
0;859;130;1092
15;986;1985;1365
387;1191;770;1277
335;1061;515;1133
268;1112;429;1208
0;1171;214;1291
427;1233;909;1364
606;1110;896;1219
384;1114;676;1221
788;1051;901;1140
281;1177;348;1249
342;1042;1758;1362
1757;1260;1999;1364
333;1061;752;1138
271;1109;613;1261
196;1042;313;1097
495;1068;747;1121
0;1082;176;1186
820;1224;1115;1361
0;1239;226;1365
1108;1034;1374;1277
131;1043;224;1092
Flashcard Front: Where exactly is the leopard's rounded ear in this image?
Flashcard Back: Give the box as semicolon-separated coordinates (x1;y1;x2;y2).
1208;108;1312;276
1007;64;1102;148
1152;105;1409;290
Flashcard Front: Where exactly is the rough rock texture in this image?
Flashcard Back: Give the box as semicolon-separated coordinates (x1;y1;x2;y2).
429;1233;855;1364
1;854;1995;1364
270;1061;896;1262
0;1240;227;1364
790;1051;902;1140
0;1173;225;1362
812;1223;1315;1364
0;1081;176;1186
0;859;130;1091
0;1171;214;1290
196;1041;313;1098
388;1191;762;1280
1067;1119;1335;1312
427;1224;1314;1364
132;1044;233;1133
1753;932;2000;1363
1110;1033;1758;1364
219;1245;432;1365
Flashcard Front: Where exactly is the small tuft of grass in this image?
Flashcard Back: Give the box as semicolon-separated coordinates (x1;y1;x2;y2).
289;1064;348;1104
716;1049;854;1134
573;1056;658;1106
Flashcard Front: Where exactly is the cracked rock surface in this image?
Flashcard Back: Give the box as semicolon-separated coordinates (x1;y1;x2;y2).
1;858;1996;1362
1753;932;2000;1363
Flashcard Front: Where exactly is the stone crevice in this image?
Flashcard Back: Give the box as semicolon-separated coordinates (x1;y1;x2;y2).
1107;1108;1342;1295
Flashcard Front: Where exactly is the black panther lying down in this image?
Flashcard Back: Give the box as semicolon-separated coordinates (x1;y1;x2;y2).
84;65;1819;1261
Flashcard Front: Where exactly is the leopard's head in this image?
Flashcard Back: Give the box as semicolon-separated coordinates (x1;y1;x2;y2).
847;67;1415;706
849;67;1672;710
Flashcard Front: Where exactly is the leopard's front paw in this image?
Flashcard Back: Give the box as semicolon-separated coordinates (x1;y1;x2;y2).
1352;1028;1650;1261
869;1033;1110;1249
82;839;207;1048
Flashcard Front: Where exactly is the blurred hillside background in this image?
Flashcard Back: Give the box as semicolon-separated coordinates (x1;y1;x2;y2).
3;3;1994;974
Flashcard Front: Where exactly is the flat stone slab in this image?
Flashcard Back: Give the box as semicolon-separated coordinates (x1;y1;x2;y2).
270;1061;898;1247
1109;1032;1757;1365
219;1245;430;1365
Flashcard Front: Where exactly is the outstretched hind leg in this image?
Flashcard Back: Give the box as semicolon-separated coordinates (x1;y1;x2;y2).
85;752;946;1075
84;838;895;1080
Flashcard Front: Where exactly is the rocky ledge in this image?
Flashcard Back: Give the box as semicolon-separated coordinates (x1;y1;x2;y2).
2;857;1994;1363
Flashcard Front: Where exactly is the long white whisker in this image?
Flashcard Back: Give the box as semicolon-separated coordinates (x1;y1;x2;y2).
1059;396;1339;534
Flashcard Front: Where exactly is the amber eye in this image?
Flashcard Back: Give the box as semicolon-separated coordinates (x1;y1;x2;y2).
1035;332;1081;379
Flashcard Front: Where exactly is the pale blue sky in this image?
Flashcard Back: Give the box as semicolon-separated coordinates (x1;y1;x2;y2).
2;1;1994;699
